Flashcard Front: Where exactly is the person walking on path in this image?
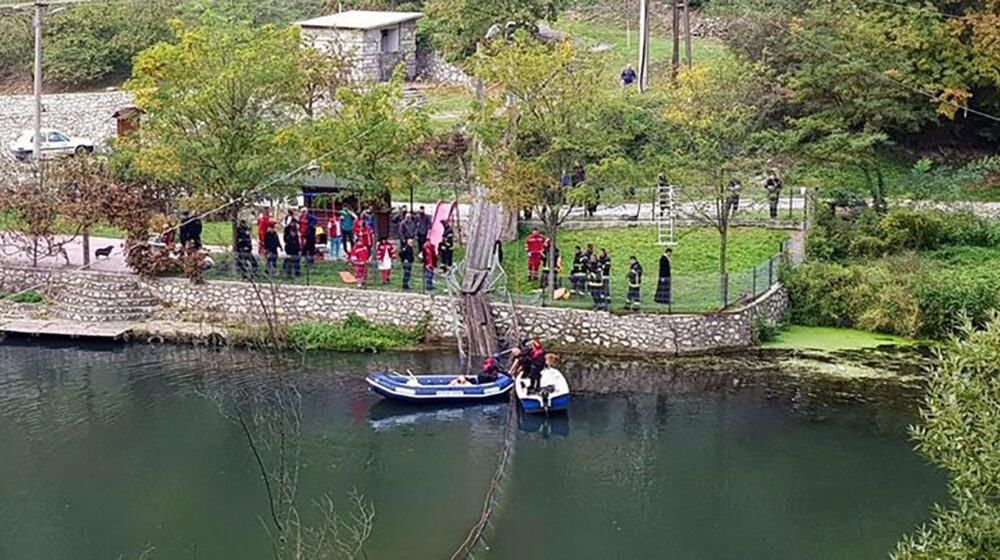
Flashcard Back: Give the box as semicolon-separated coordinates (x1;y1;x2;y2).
338;206;357;253
655;247;672;305
327;214;343;260
726;179;742;215
263;223;281;276
621;64;637;87
421;238;437;291
764;172;783;219
282;219;301;279
525;228;547;282
439;220;455;271
625;255;643;311
415;206;431;250
375;238;397;285
400;238;415;290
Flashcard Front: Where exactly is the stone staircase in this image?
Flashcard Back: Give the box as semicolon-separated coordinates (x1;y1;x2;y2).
53;274;160;323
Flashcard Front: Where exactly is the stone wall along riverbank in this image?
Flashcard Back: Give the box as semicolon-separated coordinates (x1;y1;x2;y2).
0;265;787;356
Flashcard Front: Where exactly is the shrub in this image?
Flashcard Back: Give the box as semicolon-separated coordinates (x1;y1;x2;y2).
939;211;992;247
915;268;1000;339
1;290;46;304
286;313;427;352
784;261;859;327
876;209;946;251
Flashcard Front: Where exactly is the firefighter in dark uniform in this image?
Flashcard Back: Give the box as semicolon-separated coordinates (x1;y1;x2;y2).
587;257;608;311
570;246;585;295
626;255;643;311
598;248;612;309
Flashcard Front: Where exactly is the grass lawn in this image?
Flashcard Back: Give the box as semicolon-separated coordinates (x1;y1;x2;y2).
554;15;733;80
421;85;475;129
204;226;787;314
762;326;911;351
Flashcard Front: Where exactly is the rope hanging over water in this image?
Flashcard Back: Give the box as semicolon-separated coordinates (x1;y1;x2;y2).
449;389;519;560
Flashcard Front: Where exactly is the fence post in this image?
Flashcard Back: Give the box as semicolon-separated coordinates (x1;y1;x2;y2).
752;266;757;298
768;257;774;286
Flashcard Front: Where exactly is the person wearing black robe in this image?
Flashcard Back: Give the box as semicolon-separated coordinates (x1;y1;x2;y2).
235;220;257;280
282;219;301;279
625;256;642;311
655;247;672;305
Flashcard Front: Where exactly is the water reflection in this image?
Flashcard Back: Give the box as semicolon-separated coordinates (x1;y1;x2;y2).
0;340;944;560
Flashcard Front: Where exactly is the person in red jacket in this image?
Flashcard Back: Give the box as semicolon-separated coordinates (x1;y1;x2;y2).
349;240;370;288
525;228;547;281
421;238;437;291
256;209;274;255
375;237;397;285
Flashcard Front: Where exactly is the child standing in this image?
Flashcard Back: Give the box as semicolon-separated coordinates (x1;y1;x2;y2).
327;214;342;260
375;238;397;285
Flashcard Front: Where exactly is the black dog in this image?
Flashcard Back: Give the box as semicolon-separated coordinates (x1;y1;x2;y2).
95;245;114;258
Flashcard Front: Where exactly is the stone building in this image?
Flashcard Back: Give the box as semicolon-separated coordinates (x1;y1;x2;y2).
297;10;422;83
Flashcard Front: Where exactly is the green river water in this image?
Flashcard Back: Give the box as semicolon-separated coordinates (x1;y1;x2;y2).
0;341;945;559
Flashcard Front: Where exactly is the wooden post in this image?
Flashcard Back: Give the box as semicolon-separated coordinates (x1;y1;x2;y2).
671;0;680;79
683;0;692;68
638;0;650;93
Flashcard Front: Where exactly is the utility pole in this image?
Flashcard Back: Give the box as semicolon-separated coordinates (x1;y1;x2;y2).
32;1;43;163
683;0;692;68
637;0;649;92
671;0;680;78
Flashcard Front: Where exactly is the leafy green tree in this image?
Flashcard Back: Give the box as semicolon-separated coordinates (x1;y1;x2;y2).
893;317;1000;559
471;36;623;295
178;0;325;26
41;0;176;86
124;23;308;250
297;71;431;235
424;0;566;60
659;58;779;304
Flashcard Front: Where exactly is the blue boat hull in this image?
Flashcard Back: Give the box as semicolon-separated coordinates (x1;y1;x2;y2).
519;393;570;415
366;372;513;404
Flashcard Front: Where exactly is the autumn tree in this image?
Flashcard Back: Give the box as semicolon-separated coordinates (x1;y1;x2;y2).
470;36;622;296
124;23;309;252
424;0;566;60
659;58;780;305
296;72;431;237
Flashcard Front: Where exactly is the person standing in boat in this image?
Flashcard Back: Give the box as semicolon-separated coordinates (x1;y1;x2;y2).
625;255;643;311
655;247;673;306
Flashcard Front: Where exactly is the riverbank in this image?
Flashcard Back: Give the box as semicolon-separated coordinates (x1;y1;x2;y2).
0;263;789;358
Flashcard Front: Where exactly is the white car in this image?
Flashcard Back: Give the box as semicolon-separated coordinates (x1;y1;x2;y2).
7;128;95;162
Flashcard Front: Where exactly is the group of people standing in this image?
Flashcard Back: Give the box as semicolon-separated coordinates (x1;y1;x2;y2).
249;205;454;292
525;228;674;312
726;172;785;219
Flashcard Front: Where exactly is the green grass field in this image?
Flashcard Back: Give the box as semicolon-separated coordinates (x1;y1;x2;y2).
203;226;788;313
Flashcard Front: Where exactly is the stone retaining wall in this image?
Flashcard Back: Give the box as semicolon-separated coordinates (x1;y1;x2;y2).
0;265;788;356
0;91;133;147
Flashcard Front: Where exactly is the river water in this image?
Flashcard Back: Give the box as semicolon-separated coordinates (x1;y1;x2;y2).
0;341;945;559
